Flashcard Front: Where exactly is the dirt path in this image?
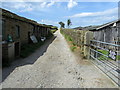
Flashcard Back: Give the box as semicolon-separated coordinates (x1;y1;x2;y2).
1;30;118;88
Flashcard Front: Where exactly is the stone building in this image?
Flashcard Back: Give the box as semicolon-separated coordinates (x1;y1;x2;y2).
1;8;53;64
33;24;53;41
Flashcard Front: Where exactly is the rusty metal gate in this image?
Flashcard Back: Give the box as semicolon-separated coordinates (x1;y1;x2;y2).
90;40;120;86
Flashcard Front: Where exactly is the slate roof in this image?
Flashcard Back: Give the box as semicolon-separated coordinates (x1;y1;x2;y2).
90;19;120;31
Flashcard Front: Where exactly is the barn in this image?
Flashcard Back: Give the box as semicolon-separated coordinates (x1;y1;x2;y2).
1;8;54;64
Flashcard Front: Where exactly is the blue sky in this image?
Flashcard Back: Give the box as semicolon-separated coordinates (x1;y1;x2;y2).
1;1;118;28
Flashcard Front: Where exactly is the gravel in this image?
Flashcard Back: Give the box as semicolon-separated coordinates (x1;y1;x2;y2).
1;30;118;88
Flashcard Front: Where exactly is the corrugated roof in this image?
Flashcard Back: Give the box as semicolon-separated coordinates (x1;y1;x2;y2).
90;19;120;31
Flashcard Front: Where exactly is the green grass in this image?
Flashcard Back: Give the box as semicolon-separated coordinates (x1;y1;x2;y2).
97;49;112;60
70;46;77;52
97;49;120;61
66;35;73;42
97;55;110;61
116;55;120;60
97;49;109;55
20;42;44;58
51;29;57;33
61;30;72;42
60;29;77;52
61;31;73;42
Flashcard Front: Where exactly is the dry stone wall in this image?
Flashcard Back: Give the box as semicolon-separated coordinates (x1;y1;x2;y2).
61;29;93;58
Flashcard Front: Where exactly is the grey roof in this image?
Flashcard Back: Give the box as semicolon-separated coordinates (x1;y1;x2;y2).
90;19;120;31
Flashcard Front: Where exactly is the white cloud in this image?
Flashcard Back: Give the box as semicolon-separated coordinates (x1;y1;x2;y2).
68;7;118;18
40;1;55;8
2;2;33;12
0;0;46;2
72;13;117;27
70;13;93;18
47;1;55;7
72;15;118;27
2;1;55;12
67;0;78;9
20;6;33;12
68;8;118;27
40;19;58;25
40;2;47;8
86;16;117;24
1;0;119;2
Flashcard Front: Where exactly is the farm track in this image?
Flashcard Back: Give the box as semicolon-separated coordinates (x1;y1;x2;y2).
1;30;118;88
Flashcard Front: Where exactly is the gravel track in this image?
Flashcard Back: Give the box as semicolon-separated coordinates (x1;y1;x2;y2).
1;30;118;88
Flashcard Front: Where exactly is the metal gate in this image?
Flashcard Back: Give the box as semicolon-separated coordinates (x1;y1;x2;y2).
90;40;120;86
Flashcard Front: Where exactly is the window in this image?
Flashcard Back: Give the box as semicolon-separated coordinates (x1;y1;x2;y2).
16;25;20;38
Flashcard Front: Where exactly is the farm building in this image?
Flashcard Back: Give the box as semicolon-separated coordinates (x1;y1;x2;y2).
89;19;120;61
89;20;120;85
1;8;55;64
90;19;120;45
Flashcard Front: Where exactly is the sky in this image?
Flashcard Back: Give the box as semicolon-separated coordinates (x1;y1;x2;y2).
1;0;119;28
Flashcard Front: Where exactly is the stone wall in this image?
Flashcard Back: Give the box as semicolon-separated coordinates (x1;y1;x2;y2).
1;8;54;65
61;29;93;58
2;43;8;60
2;43;8;65
3;16;34;45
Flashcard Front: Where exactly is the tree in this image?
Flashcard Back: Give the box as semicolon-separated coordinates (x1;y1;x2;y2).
67;19;72;28
59;22;65;28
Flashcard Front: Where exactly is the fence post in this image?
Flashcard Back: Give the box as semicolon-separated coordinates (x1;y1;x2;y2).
84;31;93;59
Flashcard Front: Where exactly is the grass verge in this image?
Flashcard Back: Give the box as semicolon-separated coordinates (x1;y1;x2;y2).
70;46;77;52
60;29;77;52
